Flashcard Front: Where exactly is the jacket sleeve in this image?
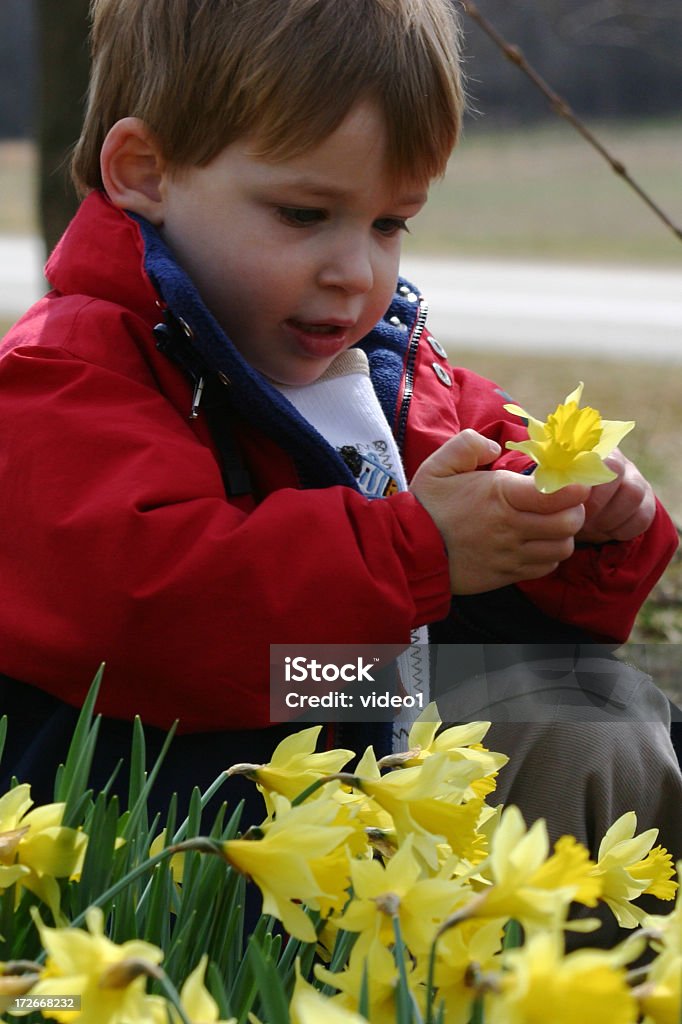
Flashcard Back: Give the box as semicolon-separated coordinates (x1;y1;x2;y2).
450;362;679;643
0;344;451;731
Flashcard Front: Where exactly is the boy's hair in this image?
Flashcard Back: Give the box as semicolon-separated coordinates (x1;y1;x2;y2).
72;0;464;194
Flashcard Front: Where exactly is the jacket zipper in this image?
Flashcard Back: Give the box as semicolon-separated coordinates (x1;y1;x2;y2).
395;297;428;454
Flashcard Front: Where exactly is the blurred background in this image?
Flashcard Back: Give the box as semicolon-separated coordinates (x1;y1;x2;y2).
1;0;681;647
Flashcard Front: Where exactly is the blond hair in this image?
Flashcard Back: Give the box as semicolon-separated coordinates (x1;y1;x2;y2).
72;0;464;194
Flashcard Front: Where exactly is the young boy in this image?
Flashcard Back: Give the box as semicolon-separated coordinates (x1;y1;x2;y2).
0;0;678;835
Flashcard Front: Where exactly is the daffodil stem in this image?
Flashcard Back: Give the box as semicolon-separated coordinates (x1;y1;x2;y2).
425;901;483;1024
469;996;484;1024
291;773;361;806
392;915;414;1024
424;933;440;1024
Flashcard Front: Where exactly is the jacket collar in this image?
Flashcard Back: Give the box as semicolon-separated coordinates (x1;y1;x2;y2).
48;191;424;490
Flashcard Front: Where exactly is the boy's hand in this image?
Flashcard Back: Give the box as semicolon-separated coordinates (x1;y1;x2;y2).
576;449;656;544
410;429;589;595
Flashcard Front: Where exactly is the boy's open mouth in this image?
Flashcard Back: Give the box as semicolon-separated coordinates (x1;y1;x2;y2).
284;318;352;358
287;319;346;336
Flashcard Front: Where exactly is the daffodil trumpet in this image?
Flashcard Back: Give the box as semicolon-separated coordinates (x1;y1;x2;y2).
504;382;635;494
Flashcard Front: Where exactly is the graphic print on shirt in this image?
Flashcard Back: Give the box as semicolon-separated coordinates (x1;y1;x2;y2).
338;441;399;499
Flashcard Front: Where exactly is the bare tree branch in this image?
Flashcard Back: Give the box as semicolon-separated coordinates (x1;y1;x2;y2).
459;0;682;245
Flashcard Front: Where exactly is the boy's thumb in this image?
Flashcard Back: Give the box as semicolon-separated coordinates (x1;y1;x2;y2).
421;429;501;478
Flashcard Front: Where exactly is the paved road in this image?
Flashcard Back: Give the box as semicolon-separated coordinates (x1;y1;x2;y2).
401;255;682;363
2;235;681;362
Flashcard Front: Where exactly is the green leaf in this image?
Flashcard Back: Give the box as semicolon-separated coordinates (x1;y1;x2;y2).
0;715;7;765
171;772;232;843
503;918;523;950
127;716;149;819
141;848;175;950
54;666;105;824
121;719;177;842
70;792;120;911
468;996;485;1024
230;916;272;1022
248;937;291;1024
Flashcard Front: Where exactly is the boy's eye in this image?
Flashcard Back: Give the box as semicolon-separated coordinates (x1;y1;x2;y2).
277;207;325;227
373;217;409;237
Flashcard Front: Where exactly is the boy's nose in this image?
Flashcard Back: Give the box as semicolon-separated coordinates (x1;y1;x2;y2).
317;238;374;295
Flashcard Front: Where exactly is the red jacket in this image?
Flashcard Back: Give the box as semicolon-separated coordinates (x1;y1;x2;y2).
0;192;676;732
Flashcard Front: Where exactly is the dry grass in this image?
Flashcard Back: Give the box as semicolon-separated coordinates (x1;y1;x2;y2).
406;118;682;264
0;140;38;234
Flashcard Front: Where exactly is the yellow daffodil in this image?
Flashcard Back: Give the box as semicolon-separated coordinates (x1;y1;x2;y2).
175;955;236;1024
315;935;403;1024
420;917;503;1024
380;704;508;800
504;382;635;493
226;726;354;813
334;836;464;955
485;931;638;1024
591;812;678;928
0;785;88;921
222;795;353;941
357;748;489;868
31;906;166;1024
469;806;601;931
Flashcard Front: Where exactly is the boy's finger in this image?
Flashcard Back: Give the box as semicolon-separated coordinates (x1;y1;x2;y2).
505;476;590;514
419;429;501;478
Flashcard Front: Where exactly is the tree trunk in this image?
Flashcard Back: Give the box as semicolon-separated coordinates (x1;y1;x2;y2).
37;0;90;255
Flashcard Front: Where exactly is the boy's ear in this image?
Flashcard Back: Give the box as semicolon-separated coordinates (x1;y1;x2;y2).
100;117;166;225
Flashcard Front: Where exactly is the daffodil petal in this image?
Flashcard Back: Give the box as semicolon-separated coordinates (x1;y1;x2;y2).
598;812;638;858
564;382;584;405
503;402;529;420
505;439;545;464
0;784;33;826
566;451;618;486
180;955;221;1022
0;863;30;888
270;725;323;764
408;718;441;753
532;466;577;494
19;826;88;877
291;975;367;1024
504;401;549;438
593;419;635;458
20;802;67;832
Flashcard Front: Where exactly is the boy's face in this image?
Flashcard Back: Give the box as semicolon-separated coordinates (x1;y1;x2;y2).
157;101;427;386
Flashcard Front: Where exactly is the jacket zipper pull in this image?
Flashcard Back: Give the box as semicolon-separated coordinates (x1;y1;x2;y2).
190;376;205;419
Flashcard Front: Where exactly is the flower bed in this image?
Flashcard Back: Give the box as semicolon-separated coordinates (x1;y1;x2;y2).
0;672;678;1024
